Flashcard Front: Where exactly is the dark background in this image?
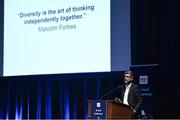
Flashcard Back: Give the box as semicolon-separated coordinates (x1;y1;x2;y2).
131;0;180;118
0;0;180;119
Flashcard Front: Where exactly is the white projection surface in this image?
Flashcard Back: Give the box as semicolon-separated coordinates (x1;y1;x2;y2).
4;0;110;76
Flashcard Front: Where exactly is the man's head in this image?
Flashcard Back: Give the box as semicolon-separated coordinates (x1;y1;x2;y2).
124;70;134;84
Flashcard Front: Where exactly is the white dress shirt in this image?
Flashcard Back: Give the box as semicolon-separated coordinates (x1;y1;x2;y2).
123;83;132;105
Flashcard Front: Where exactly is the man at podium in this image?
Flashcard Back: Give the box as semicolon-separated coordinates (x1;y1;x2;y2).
115;70;143;118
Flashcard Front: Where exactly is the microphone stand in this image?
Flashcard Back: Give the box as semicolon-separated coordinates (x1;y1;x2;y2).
100;85;123;101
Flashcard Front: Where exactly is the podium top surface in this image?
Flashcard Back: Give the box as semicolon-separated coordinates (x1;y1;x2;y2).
87;100;132;110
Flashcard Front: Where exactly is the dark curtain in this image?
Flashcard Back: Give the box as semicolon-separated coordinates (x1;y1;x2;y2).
131;0;180;118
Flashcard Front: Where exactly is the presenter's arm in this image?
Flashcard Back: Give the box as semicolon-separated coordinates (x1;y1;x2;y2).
134;85;143;112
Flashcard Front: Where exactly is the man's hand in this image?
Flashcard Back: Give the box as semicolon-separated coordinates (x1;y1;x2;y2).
131;108;137;114
133;109;137;113
114;97;122;103
131;108;138;118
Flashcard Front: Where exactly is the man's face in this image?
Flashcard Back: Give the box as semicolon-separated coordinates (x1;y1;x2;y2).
124;73;133;81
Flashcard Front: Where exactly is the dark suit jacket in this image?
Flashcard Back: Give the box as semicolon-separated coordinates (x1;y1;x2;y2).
121;82;143;112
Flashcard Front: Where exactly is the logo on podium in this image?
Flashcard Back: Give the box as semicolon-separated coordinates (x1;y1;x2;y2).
91;101;106;119
97;102;101;107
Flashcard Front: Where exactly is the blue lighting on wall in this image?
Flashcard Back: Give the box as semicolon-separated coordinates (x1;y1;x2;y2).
37;81;41;119
0;72;125;119
15;97;22;120
83;79;88;119
59;82;63;118
0;109;2;119
19;98;23;120
6;112;9;120
45;81;51;119
27;97;29;120
64;82;70;119
73;99;77;119
6;88;10;120
15;101;18;120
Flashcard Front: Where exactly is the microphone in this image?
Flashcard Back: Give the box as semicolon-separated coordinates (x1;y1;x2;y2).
100;85;123;101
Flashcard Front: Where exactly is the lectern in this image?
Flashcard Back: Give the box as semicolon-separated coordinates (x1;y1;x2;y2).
88;100;132;119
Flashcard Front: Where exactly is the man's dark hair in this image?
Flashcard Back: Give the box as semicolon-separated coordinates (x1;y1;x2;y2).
124;70;134;78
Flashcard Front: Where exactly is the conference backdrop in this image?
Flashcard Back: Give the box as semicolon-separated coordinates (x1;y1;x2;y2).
0;0;137;119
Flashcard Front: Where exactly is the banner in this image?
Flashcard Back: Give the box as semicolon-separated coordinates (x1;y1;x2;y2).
130;64;158;119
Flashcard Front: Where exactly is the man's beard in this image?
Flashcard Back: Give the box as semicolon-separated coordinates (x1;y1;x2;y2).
124;79;132;85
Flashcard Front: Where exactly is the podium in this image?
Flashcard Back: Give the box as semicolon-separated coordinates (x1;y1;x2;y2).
88;100;132;119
